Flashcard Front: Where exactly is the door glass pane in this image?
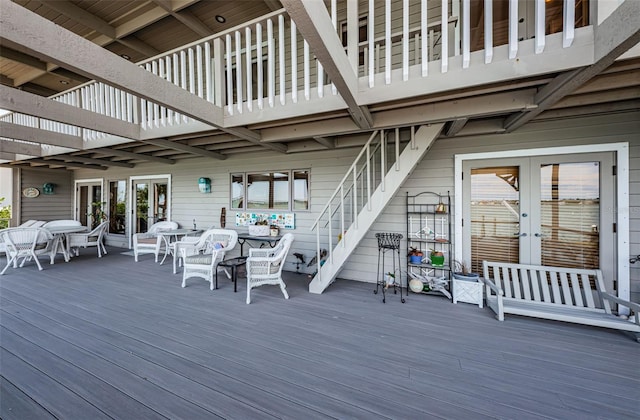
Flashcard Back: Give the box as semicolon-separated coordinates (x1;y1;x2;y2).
470;166;520;272
539;162;599;269
79;186;88;226
90;185;102;229
154;183;167;222
109;180;126;234
136;182;149;233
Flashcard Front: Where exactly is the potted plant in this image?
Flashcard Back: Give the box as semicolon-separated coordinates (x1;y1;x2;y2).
430;249;445;267
407;247;424;264
453;260;480;281
248;219;270;236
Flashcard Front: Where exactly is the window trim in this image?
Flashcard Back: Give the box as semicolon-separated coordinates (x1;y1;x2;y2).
230;169;310;212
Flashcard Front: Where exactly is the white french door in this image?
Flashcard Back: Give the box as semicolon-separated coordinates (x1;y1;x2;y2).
461;152;616;292
128;175;171;247
75;179;103;229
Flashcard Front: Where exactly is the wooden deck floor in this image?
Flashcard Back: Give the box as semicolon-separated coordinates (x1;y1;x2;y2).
1;248;638;419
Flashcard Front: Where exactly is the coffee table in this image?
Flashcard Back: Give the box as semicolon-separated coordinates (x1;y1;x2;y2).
216;256;247;292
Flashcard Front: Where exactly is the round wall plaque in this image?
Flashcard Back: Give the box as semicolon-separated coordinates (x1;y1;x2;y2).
23;187;40;198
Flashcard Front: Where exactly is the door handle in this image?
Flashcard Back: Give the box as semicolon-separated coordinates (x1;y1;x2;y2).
513;232;527;237
534;233;546;238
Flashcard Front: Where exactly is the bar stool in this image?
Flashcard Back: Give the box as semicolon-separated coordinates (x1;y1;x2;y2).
374;232;404;303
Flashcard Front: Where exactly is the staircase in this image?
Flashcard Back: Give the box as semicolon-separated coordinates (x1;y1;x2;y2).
309;123;444;294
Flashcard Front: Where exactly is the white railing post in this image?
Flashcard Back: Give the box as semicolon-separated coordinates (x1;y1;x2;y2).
213;38;224;109
402;0;409;81
291;20;298;103
535;0;545;54
462;0;470;68
509;0;518;59
353;165;358;229
257;23;264;110
395;127;400;171
421;0;428;76
235;30;243;114
340;184;345;248
279;14;286;106
267;18;275;108
225;34;233;115
563;0;575;48
246;27;253;112
485;0;493;63
368;0;375;88
366;142;372;210
380;130;385;192
441;0;449;72
385;0;391;85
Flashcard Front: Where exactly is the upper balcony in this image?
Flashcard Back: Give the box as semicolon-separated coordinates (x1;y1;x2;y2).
1;0;638;167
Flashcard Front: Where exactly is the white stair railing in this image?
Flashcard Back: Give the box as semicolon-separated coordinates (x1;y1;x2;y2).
310;127;409;283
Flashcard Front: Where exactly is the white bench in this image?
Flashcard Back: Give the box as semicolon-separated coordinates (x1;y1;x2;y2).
481;261;640;342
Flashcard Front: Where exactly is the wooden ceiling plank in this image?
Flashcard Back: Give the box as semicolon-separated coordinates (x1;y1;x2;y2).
151;0;211;37
0;121;83;149
91;147;175;164
281;0;373;129
0;152;16;160
0;139;41;156
504;0;640;132
38;0;117;38
1;1;267;145
0;74;14;86
117;36;161;57
45;155;134;168
0;85;140;140
140;138;227;160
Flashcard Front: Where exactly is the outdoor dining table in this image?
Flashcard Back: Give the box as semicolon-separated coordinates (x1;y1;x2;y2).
44;225;89;263
236;233;282;256
157;228;202;266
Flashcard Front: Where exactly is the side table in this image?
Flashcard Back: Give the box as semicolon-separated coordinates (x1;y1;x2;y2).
452;277;483;308
216;256;247;292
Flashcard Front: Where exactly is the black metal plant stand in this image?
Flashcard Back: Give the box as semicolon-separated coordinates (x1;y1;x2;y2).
374;233;404;303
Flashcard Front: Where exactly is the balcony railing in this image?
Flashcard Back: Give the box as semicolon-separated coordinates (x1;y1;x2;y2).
1;0;593;149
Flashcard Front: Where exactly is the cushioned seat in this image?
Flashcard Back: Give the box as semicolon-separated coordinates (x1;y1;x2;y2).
181;229;238;290
132;221;178;262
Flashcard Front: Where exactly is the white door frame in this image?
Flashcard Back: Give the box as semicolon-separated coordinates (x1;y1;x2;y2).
454;142;630;303
74;178;104;222
128;174;171;248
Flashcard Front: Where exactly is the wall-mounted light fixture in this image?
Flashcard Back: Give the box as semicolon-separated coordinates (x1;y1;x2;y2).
42;183;55;195
198;177;211;193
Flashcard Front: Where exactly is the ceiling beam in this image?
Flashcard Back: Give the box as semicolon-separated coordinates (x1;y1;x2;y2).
444;118;469;137
0;1;266;145
0;74;13;86
0;152;16;160
504;0;640;132
44;155;134;168
38;0;116;38
0;121;83;149
264;0;283;12
151;0;212;38
281;0;373;130
0;139;41;156
18;83;58;97
0;86;140;140
117;36;161;57
140;138;227;160
311;136;336;149
1;46;47;70
17;158;107;170
91;147;175;164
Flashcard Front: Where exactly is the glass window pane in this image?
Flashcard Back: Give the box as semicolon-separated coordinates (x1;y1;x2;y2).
470;166;520;272
540;162;599;269
293;170;309;210
247;172;289;210
231;174;244;209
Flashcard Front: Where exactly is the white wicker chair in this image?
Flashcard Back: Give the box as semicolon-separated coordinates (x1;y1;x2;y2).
133;221;178;262
181;229;238;290
67;220;109;257
0;227;53;275
245;233;294;304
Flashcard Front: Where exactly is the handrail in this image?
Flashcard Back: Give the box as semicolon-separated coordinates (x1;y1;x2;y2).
311;130;379;231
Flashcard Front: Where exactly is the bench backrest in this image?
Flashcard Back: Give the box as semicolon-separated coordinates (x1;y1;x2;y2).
483;261;609;311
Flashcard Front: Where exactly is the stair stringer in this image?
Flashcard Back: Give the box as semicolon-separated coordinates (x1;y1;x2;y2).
309;123;444;294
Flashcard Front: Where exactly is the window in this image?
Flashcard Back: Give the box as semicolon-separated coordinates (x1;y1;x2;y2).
231;170;309;211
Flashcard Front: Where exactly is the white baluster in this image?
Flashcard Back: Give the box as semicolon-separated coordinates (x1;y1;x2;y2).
535;0;545;54
485;0;493;63
196;44;204;98
563;0;575;48
402;0;409;81
368;0;375;87
245;27;253;112
166;55;174;125
267;18;274;108
279;14;286;106
441;0;449;72
509;0;518;59
205;41;213;103
304;40;310;100
235;30;243;113
257;23;264;110
226;34;233;115
462;0;470;68
291;20;297;103
385;0;391;84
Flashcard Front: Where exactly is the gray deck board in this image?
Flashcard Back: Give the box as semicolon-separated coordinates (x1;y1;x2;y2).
1;248;639;419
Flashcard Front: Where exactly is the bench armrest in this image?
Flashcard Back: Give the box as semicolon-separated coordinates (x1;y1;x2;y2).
479;277;503;296
600;292;640;314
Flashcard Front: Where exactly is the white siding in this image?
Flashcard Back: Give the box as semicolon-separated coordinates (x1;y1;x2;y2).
72;111;639;302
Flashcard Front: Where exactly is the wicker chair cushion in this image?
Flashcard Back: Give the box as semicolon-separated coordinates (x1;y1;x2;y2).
137;237;157;244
